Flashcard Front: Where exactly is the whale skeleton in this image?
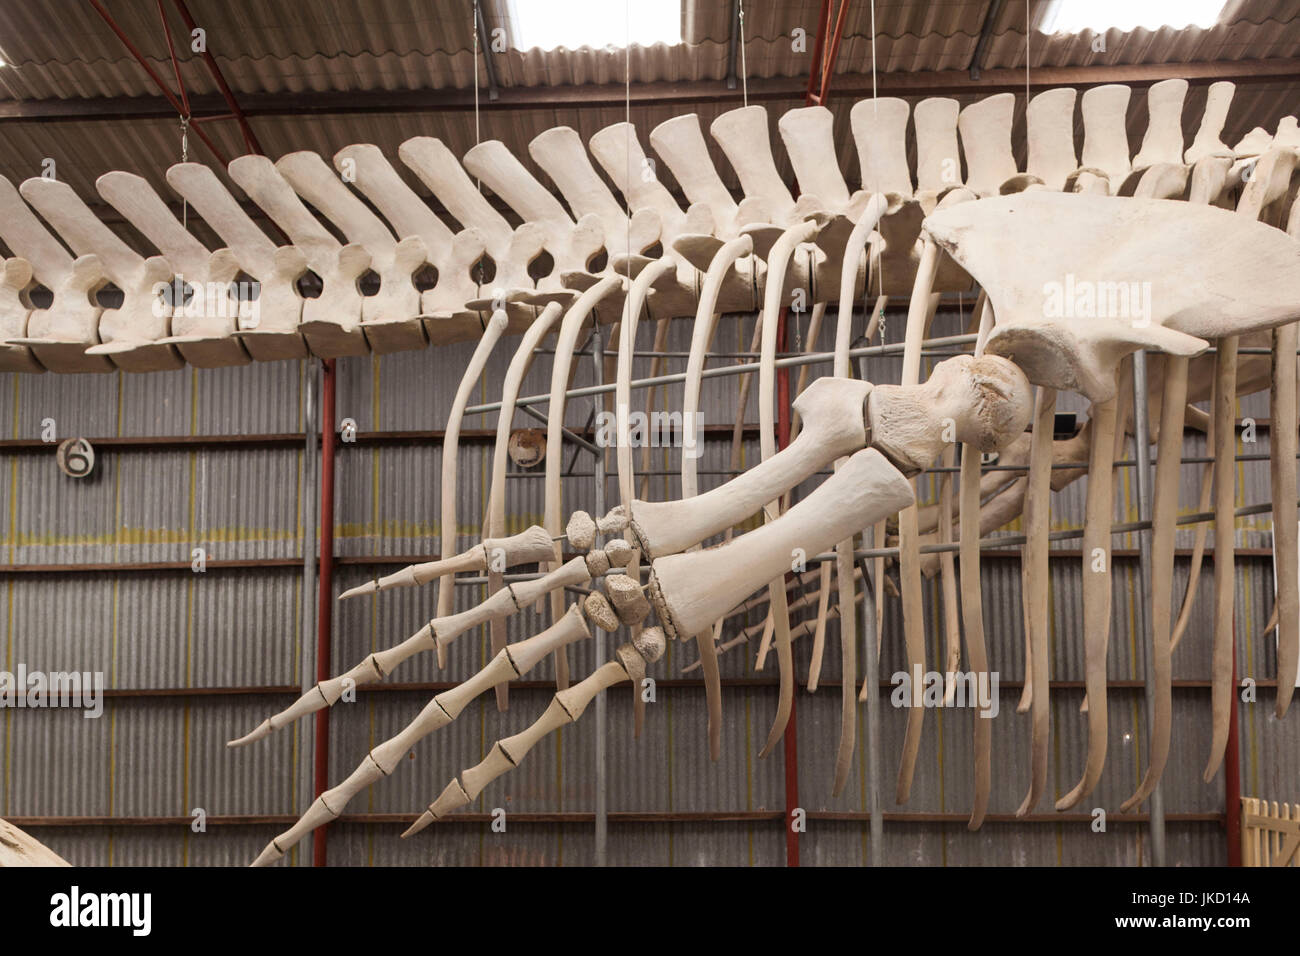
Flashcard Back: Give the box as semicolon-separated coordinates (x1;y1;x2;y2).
3;78;1299;859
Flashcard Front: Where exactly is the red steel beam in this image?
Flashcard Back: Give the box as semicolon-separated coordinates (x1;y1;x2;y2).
86;0;228;164
171;0;263;154
313;358;338;866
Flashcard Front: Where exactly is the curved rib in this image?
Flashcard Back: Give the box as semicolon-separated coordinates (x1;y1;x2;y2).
757;217;821;759
484;300;565;709
1122;357;1187;811
1056;397;1118;811
1204;336;1238;781
894;235;940;803
434;309;510;666
681;235;754;760
545;275;625;689
1016;385;1057;817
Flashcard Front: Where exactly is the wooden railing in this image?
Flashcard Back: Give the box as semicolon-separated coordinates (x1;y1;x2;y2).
1242;798;1300;866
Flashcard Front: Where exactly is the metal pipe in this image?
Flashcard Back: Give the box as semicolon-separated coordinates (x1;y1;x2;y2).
298;359;319;867
725;0;741;89
590;327;608;867
518;402;602;455
313;358;337;867
473;0;500;102
464;334;980;414
858;554;883;864
1131;350;1167;866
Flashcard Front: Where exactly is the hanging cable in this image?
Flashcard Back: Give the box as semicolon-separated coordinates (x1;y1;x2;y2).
738;0;748;107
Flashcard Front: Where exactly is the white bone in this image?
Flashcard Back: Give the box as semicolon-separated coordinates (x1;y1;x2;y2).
778;106;851;211
1080;84;1132;188
851;97;913;198
463;138;602;291
332;143;484;333
529;126;658;259
1025;88;1078;191
0;255;41;373
958;92;1019;197
710;106;796;224
164;162;308;360
21;177;182;372
398;136;543;307
97;170;253;368
926;193;1300;401
0;176;111;372
228;154;369;357
649;448;913;640
278;150;427;352
914;97;963;196
1133;78;1188;170
650;113;742;237
1186;81;1235;163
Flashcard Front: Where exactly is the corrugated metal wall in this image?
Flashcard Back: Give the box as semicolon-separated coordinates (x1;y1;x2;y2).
2;305;1297;866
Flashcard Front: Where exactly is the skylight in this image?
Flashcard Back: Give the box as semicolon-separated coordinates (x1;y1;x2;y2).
1039;0;1228;33
506;0;682;51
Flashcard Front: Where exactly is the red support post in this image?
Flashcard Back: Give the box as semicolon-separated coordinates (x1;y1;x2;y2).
313;359;337;866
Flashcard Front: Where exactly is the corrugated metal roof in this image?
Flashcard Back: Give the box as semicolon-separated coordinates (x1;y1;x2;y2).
0;1;1295;101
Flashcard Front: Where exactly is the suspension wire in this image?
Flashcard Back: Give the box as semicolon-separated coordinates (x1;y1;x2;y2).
473;0;484;301
869;0;884;343
738;0;748;107
180;116;189;230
